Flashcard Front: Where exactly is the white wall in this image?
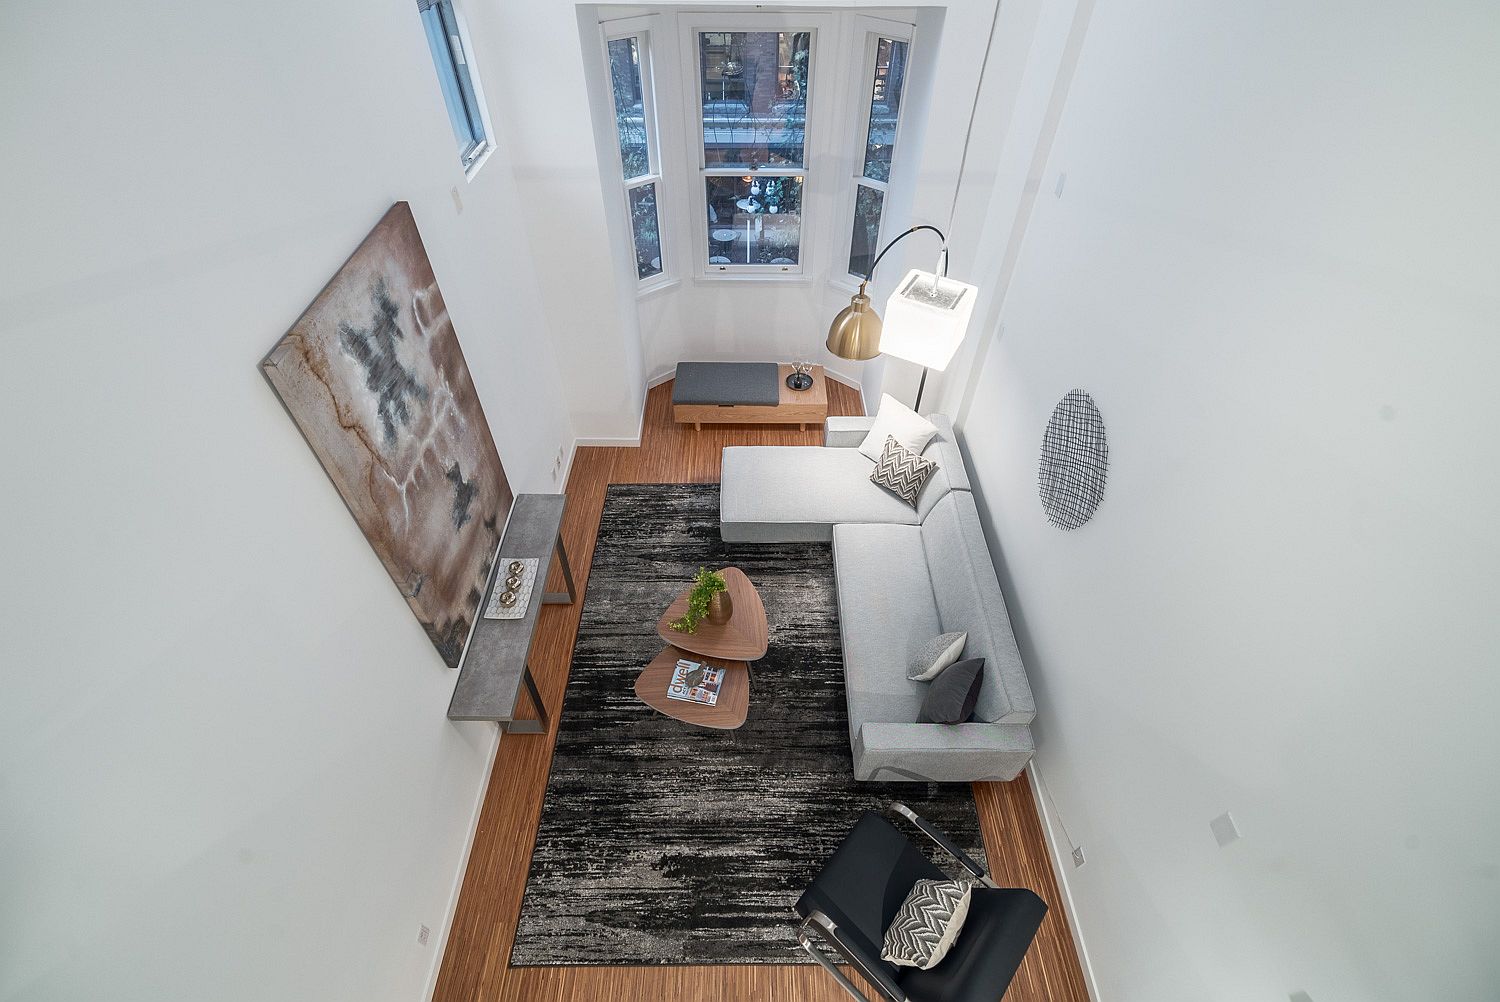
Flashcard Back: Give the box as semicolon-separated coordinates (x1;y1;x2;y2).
950;1;1500;998
494;0;647;441
0;1;575;999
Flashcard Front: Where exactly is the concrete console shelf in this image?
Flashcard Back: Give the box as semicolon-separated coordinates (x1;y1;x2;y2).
448;493;576;733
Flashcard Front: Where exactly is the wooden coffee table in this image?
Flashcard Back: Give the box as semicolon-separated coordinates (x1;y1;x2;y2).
636;567;768;729
634;646;750;730
654;567;769;660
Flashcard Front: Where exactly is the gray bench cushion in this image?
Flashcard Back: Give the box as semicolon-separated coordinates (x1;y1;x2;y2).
920;492;1034;725
720;446;961;542
832;522;939;732
672;361;780;406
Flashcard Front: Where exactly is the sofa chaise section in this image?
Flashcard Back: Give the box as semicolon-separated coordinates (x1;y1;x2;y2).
720;414;969;543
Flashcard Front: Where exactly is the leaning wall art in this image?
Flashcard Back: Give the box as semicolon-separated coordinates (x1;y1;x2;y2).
262;202;512;668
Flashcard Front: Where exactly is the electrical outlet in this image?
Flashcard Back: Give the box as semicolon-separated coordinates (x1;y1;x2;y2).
417;924;431;946
1210;811;1241;848
450;187;463;214
1071;846;1085;868
1054;172;1067;198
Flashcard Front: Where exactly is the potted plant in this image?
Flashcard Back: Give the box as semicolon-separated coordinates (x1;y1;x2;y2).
669;567;731;634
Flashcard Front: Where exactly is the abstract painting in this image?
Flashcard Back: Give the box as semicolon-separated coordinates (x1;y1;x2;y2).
262;202;512;667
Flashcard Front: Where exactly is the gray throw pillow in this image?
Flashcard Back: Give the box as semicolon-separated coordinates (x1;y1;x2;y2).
869;435;937;509
908;632;967;682
918;658;984;724
880;877;976;969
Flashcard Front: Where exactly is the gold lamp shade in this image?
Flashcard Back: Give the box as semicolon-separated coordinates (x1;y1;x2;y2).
825;282;883;361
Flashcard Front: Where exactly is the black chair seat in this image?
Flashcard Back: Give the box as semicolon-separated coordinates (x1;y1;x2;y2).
795;808;1047;1002
897;887;1047;1002
796;813;945;994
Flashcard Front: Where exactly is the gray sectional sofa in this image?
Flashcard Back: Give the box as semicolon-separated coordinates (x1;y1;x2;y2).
720;415;1036;782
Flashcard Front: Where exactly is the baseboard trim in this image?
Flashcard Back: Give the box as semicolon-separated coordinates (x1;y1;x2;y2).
424;722;503;1001
1026;760;1103;1001
574;434;643;447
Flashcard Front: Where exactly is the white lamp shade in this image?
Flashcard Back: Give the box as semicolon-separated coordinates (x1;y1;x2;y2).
879;269;979;371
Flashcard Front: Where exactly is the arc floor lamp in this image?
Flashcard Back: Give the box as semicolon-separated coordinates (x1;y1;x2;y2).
825;224;978;412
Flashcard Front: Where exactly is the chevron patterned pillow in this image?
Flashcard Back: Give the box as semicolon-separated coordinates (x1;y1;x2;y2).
869;435;937;509
880;877;976;969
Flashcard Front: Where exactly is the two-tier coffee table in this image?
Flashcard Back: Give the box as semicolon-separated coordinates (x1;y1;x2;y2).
633;566;768;730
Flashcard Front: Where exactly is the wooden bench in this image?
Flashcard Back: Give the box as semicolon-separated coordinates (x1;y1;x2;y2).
671;361;828;431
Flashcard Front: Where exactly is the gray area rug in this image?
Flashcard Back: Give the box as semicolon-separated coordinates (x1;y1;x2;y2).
509;483;987;966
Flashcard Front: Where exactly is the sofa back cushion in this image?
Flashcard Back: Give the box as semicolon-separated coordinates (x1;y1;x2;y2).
910;415;968;522
919;492;1034;724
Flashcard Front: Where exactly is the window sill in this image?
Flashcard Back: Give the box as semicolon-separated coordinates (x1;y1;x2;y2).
691;272;815;285
636;277;680;300
463;144;495;182
827;275;866;296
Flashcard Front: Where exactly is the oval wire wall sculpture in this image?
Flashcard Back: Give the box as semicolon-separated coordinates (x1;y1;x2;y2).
1038;389;1108;530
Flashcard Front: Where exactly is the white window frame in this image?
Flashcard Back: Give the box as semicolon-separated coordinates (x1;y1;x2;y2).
839;18;917;285
419;0;496;179
602;21;671;292
677;14;835;280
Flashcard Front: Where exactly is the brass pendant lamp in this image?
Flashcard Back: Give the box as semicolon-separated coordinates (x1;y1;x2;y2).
825;282;883;361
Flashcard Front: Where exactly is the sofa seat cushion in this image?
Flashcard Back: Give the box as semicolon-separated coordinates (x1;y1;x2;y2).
833;523;941;731
920;493;1034;724
721;446;958;543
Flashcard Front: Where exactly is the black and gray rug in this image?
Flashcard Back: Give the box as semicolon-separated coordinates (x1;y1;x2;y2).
509;483;987;966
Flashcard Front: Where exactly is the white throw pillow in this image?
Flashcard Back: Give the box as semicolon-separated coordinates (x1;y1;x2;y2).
908;632;967;681
858;394;939;462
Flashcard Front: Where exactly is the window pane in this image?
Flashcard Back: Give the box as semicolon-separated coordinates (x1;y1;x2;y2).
419;0;485;162
607;37;650;180
861;38;908;183
699;31;811;169
705;175;803;266
848;184;885;278
628;183;663;280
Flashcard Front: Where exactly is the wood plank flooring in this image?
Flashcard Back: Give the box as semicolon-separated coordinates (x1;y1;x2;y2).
433;379;1089;1002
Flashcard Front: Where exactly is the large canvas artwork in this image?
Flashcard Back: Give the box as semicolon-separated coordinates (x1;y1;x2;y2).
262;202;512;668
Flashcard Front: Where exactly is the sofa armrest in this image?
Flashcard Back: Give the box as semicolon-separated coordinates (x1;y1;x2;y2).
824;416;876;448
854;722;1034;783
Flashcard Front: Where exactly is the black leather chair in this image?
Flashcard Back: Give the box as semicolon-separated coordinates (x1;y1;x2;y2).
795;804;1047;1002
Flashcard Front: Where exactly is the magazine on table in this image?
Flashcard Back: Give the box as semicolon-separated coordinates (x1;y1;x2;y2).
667;658;725;706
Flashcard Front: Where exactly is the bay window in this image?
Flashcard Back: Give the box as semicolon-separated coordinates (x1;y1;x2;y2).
596;12;917;292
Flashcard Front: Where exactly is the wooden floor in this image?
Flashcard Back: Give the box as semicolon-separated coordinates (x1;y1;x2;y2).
433;379;1090;1002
